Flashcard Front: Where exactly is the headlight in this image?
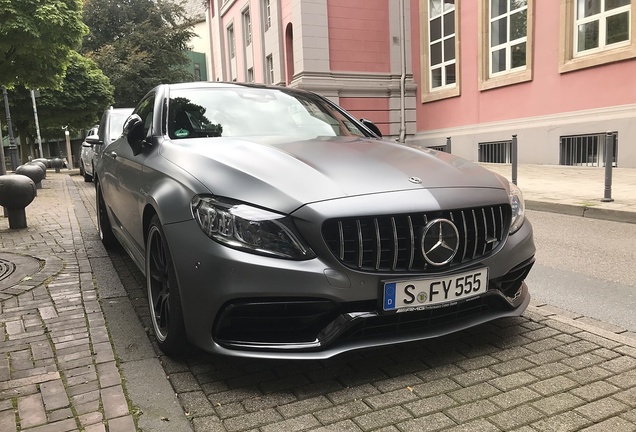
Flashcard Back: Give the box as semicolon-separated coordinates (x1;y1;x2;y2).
508;182;526;234
191;196;315;260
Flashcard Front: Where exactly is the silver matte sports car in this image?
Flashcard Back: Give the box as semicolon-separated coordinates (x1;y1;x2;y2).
94;82;535;359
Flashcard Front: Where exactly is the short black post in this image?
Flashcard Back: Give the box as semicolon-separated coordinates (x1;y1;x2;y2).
511;134;518;186
601;132;614;202
446;137;451;154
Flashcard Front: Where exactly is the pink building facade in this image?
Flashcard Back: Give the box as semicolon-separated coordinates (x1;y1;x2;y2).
207;0;636;167
207;0;417;138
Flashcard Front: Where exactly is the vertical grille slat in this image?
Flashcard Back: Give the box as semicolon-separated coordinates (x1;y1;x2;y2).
407;216;415;270
337;221;344;260
391;217;398;271
374;218;381;270
481;208;488;255
461;210;468;262
356;220;363;268
471;209;479;259
322;204;510;273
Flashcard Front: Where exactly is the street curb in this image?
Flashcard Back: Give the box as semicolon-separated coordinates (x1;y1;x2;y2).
529;303;636;349
526;200;636;225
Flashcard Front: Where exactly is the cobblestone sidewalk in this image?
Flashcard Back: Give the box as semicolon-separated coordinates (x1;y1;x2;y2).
0;174;136;432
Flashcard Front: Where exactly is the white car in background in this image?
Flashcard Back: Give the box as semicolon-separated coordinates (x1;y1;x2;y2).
80;125;99;182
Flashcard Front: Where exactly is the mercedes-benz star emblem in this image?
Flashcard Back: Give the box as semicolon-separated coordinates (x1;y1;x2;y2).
421;218;460;266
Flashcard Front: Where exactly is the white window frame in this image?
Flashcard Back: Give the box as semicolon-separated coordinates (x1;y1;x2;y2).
228;24;236;59
428;1;457;91
419;0;461;102
560;0;636;72
263;0;271;31
573;0;631;57
243;8;252;47
488;0;528;77
266;54;274;84
478;0;534;91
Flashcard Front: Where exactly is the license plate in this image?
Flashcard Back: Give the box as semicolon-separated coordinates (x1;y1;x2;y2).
383;268;489;312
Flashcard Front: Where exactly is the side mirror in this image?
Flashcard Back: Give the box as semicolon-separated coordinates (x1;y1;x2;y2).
85;134;101;146
124;114;146;155
360;118;382;138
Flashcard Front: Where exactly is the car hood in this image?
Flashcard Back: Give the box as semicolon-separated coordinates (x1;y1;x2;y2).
161;136;507;213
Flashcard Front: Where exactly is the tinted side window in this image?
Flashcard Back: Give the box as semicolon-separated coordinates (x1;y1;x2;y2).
134;95;155;137
98;110;109;141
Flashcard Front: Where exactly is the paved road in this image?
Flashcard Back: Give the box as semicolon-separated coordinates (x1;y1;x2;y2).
68;175;636;432
526;210;636;333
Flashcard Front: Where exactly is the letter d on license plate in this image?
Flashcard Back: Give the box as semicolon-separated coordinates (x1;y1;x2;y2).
383;268;488;311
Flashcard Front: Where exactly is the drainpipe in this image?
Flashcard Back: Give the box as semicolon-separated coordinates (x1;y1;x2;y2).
398;0;407;143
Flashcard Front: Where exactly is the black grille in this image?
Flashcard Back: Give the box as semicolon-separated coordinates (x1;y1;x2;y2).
322;205;510;273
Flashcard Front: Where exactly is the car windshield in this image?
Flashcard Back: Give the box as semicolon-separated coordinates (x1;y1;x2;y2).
166;87;367;140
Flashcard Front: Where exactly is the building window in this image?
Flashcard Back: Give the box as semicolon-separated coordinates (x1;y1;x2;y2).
478;0;534;90
266;54;274;84
243;8;252;46
194;63;202;81
429;1;457;89
560;132;618;167
263;0;271;31
489;0;528;76
575;0;630;54
560;0;635;72
228;24;236;58
419;0;461;103
247;67;254;82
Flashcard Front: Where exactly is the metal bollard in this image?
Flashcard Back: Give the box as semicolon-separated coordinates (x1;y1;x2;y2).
0;175;37;229
446;137;452;154
601;132;614;202
16;164;44;194
51;158;64;173
511;134;518;186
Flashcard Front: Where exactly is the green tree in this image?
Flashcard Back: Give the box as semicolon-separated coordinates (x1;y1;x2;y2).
1;51;114;160
0;0;88;89
83;0;195;106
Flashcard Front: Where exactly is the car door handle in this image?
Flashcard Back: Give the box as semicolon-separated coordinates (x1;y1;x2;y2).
107;151;117;159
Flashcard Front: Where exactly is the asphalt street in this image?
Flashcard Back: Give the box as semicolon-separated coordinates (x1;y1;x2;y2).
525;210;636;333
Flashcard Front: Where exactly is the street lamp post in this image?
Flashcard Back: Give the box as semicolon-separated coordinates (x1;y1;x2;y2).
2;86;19;171
64;129;73;169
0;115;6;175
30;90;44;158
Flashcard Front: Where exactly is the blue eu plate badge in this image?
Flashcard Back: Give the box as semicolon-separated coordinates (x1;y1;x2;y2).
384;282;396;310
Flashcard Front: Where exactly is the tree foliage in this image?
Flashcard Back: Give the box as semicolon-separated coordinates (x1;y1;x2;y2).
1;51;114;158
83;0;195;106
0;0;88;89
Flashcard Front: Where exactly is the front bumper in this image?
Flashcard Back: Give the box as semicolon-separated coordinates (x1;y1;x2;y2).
164;211;535;360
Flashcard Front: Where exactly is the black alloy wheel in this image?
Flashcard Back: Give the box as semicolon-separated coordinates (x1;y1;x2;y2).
146;215;187;354
96;181;116;248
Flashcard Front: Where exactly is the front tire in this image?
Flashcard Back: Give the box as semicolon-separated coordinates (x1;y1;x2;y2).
146;215;187;355
96;181;117;248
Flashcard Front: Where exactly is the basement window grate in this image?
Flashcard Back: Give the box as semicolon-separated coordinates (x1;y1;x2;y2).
560;132;618;167
478;140;512;163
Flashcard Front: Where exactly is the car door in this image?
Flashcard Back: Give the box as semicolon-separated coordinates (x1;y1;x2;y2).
103;94;155;257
